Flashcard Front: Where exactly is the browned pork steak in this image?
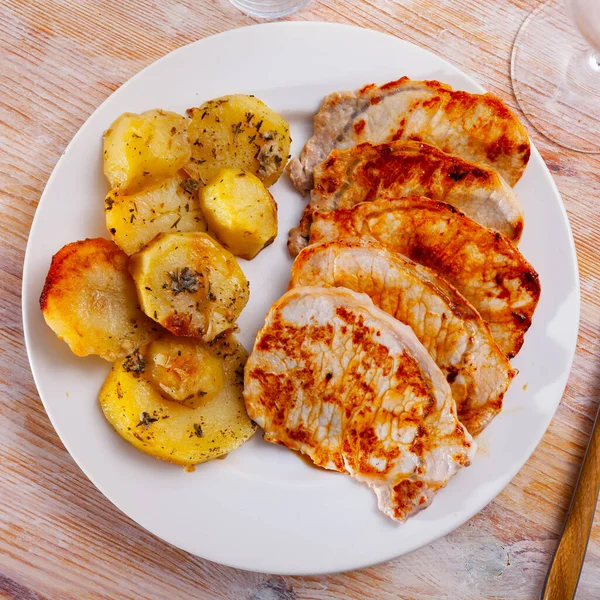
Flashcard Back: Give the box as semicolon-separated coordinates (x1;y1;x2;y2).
244;286;475;522
289;77;530;194
290;238;516;434
309;196;541;359
288;141;525;255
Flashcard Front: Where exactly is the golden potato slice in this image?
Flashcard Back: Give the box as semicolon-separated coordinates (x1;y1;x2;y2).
186;94;291;187
105;171;207;255
99;332;256;465
144;335;224;406
39;238;159;361
201;168;278;260
129;232;249;341
103;109;191;194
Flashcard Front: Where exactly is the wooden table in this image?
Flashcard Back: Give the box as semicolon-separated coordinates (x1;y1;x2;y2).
1;1;599;598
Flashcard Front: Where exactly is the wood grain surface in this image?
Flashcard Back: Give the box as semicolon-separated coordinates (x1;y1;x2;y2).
1;1;599;599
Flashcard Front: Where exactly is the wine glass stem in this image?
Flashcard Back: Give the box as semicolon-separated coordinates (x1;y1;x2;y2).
587;49;600;72
565;47;600;96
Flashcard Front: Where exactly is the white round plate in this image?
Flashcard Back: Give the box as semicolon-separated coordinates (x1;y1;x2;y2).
22;22;579;575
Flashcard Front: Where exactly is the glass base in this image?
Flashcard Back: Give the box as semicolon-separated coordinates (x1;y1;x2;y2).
511;0;600;153
229;0;311;19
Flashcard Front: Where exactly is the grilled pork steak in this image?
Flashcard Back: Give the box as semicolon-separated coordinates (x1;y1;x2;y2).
309;197;541;359
290;238;516;434
244;286;475;522
289;77;530;193
287;141;524;256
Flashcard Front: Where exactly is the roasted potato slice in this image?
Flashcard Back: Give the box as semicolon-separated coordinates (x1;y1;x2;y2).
129;232;249;341
144;335;224;406
186;94;291;187
103;109;191;194
105;172;207;255
201;168;278;260
40;238;159;361
99;332;256;465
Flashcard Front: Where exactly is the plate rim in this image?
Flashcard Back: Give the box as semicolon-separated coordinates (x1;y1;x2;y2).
21;21;581;575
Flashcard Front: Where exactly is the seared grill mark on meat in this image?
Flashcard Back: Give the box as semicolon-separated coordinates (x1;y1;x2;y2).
353;119;366;135
392;480;429;518
290;238;516;434
288;77;530;194
309;197;540;358
244;287;475;522
288;141;524;256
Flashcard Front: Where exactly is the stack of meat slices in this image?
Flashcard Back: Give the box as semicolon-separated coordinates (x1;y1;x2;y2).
243;77;541;522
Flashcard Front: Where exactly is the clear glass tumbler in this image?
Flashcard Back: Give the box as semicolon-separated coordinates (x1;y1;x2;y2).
229;0;311;19
511;0;600;153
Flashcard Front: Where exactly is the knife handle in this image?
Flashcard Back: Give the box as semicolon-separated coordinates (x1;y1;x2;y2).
541;405;600;600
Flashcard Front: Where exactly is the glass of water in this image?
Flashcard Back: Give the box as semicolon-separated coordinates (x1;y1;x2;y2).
511;0;600;153
229;0;311;19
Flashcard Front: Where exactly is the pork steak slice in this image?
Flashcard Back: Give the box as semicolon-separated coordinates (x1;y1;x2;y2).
289;77;530;193
309;196;541;359
244;286;475;522
290;238;516;434
287;141;524;256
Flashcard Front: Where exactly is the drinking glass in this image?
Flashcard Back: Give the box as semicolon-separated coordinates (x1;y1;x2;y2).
229;0;311;19
511;0;600;153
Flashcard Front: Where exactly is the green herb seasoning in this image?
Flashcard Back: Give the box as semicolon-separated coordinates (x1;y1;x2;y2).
231;122;243;140
168;267;201;295
181;178;201;195
123;351;146;376
137;411;159;428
